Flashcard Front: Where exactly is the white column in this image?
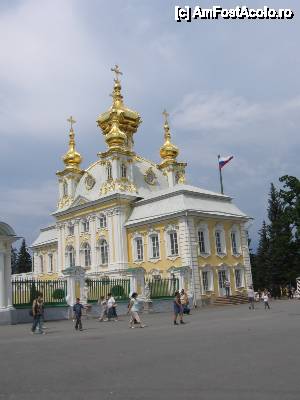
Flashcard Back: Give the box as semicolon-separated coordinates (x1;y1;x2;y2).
57;224;62;272
241;223;253;288
112;206;128;271
178;215;202;305
0;252;7;308
74;219;80;266
90;215;97;271
107;210;114;267
61;223;66;269
5;246;13;308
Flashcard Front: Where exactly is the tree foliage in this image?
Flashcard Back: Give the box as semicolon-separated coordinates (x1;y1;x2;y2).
16;239;32;274
252;176;299;290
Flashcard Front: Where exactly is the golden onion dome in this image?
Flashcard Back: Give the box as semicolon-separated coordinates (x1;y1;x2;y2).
96;66;141;152
63;127;82;170
160;112;179;164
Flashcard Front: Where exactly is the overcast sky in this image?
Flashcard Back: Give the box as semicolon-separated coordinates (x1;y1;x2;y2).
1;0;299;249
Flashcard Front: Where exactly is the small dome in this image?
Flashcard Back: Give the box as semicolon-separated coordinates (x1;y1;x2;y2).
160;121;179;164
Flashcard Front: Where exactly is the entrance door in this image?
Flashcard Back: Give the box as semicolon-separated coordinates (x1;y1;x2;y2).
218;270;227;296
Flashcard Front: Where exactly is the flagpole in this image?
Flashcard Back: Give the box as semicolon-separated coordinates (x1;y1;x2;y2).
218;155;224;194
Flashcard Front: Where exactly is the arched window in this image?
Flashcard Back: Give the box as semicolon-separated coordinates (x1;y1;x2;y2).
66;246;75;267
99;239;108;265
63;181;68;196
107;163;112;180
81;243;91;267
99;214;107;229
121;163;127;178
168;231;178;256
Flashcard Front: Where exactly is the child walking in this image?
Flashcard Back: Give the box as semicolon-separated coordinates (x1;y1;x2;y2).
128;292;145;328
263;291;270;310
173;291;184;325
98;296;108;322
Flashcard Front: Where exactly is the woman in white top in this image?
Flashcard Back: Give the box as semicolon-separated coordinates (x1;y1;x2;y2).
263;292;270;310
128;292;145;328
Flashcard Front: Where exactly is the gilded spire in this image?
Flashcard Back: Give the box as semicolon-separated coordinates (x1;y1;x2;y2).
97;65;142;154
160;109;179;165
58;116;83;174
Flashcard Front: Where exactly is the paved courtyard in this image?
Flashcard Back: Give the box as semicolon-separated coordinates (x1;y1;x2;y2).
1;300;300;400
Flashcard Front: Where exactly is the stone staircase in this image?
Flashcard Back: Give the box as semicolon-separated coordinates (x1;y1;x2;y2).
213;293;248;306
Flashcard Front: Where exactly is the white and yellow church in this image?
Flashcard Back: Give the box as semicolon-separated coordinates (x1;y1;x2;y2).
32;66;252;302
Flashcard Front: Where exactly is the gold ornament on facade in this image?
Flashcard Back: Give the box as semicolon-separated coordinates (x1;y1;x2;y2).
84;173;96;190
144;167;157;185
159;110;179;167
57;116;84;176
96;66;142;154
100;178;137;195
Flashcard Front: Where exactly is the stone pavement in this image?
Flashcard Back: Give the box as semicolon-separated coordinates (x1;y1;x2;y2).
1;300;300;400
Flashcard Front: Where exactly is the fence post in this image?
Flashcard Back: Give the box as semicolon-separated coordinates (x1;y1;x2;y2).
127;268;145;295
61;266;86;306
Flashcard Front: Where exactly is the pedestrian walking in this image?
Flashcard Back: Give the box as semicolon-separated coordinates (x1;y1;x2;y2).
263;291;270;310
31;294;45;334
73;298;84;331
107;293;118;321
98;296;108;322
225;279;231;297
173;291;184;325
180;289;191;315
128;292;145;328
247;286;255;310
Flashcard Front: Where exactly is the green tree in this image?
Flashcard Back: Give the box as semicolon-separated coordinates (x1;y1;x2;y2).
16;239;32;274
267;183;294;286
11;247;18;274
252;221;270;290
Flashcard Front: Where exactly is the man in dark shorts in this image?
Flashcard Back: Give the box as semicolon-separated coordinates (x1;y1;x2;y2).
73;298;84;331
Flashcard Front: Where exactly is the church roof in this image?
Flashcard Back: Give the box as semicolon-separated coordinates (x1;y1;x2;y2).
125;184;249;226
0;221;16;236
31;225;57;248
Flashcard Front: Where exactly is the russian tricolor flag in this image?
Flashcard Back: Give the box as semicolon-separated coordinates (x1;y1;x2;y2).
218;155;233;169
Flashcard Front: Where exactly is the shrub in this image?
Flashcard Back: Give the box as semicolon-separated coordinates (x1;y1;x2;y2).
52;288;66;300
111;285;125;297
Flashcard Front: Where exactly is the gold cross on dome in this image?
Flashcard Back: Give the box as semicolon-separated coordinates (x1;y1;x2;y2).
67;116;76;130
111;64;123;81
163;109;169;123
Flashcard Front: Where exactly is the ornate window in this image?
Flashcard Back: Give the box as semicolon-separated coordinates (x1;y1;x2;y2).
66;246;75;267
81;243;91;267
234;268;244;288
107;163;112;180
150;234;160;259
99;239;108;265
48;254;53;273
197;223;210;257
215;224;226;256
99;214;107;229
82;220;89;233
169;231;179;256
202;269;213;292
231;232;238;254
134;237;144;262
230;225;241;256
121;164;127;178
202;271;209;291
